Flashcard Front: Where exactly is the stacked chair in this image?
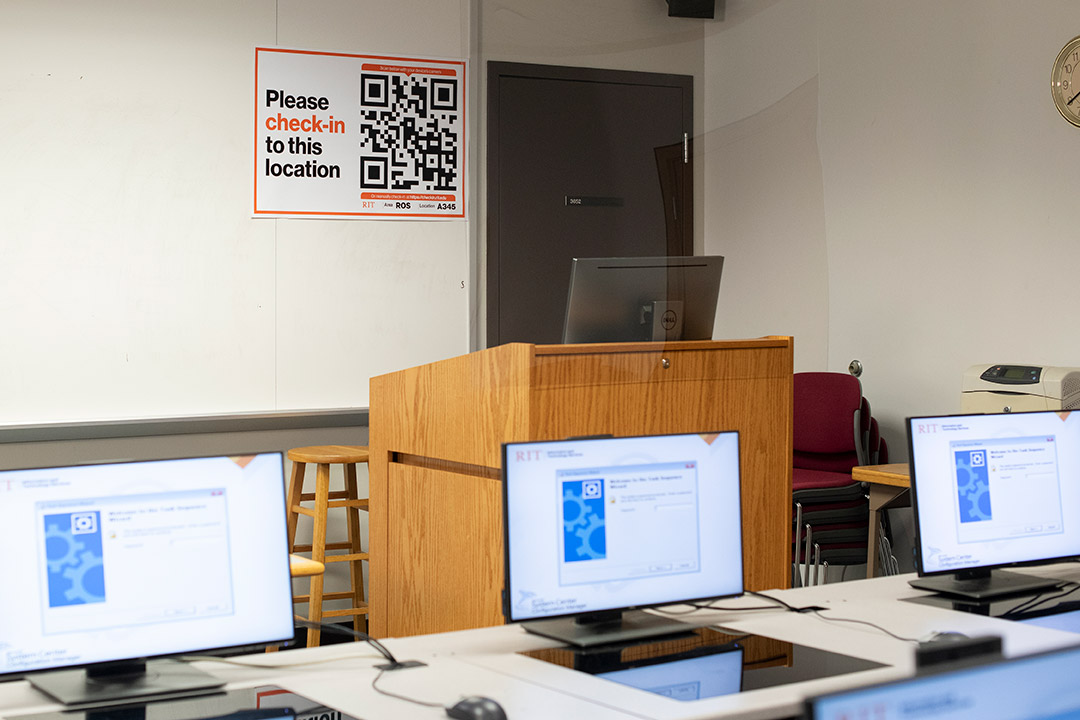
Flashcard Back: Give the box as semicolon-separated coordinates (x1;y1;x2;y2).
792;371;889;586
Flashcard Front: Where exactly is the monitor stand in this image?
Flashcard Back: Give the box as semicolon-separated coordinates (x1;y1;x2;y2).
521;609;703;648
29;659;224;709
908;568;1061;601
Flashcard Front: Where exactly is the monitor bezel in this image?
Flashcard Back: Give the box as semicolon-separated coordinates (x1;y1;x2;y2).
805;641;1080;720
500;431;745;626
906;410;1080;581
0;450;295;682
560;255;724;344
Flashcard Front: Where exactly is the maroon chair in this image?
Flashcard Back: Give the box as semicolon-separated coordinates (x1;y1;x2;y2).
792;372;870;581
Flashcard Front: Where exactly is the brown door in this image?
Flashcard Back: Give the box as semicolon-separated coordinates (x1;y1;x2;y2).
487;62;693;346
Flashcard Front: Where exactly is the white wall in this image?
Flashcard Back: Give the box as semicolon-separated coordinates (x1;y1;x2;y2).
16;0;1074;461
703;0;1080;458
702;0;829;372
0;0;471;424
819;1;1080;454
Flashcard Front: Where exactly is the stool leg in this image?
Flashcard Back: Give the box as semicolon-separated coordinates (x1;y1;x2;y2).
285;460;306;551
345;462;367;635
306;462;331;648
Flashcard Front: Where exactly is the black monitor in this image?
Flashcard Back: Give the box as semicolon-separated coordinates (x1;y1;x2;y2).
561;256;724;343
502;431;743;646
906;411;1080;600
0;452;294;707
807;642;1080;720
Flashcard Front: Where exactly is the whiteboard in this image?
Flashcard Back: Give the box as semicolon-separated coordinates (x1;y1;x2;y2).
0;2;470;424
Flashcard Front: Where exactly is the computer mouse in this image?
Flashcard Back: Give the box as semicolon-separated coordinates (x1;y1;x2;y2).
445;696;508;720
927;631;970;642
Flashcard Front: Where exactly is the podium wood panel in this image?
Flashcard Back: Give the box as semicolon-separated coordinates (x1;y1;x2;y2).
369;338;793;638
386;463;505;633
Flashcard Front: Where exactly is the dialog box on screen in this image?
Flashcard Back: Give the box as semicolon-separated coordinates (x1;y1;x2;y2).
951;435;1064;544
36;488;235;635
557;461;701;586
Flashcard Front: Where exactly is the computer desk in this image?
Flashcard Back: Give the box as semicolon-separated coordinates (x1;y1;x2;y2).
4;566;1080;720
851;462;911;576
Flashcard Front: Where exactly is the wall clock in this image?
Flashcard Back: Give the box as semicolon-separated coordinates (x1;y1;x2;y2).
1052;36;1080;127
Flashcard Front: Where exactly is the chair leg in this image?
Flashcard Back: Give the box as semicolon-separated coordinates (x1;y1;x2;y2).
792;503;803;588
286;461;306;551
306;462;331;648
802;524;813;588
345;462;367;635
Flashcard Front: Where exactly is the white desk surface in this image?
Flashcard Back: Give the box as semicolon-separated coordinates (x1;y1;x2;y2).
5;566;1080;720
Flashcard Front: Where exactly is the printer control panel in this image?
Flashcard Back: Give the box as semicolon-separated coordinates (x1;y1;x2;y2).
979;365;1042;385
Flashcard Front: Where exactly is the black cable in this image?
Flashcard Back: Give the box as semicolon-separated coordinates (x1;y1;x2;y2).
294;621;444;710
808;610;921;644
292;619;399;666
650;591;816;615
744;590;808;613
689;600;789;612
746;590;920;643
1002;582;1080;619
648;604;706;615
370;669;445;709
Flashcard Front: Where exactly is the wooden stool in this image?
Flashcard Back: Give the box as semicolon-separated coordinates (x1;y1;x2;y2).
266;554;327;653
286;445;370;647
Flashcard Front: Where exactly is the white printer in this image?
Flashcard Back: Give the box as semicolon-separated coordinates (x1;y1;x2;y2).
961;364;1080;413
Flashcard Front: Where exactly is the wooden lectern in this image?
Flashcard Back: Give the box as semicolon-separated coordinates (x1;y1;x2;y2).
368;338;793;638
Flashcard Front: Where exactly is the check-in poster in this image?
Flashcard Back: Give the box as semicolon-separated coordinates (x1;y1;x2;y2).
254;47;466;219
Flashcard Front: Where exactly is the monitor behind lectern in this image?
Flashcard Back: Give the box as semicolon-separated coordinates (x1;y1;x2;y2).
561;256;724;343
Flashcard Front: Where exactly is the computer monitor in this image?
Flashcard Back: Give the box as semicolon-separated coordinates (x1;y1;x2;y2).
561;256;724;343
807;643;1080;720
0;452;294;707
592;644;743;701
906;410;1080;600
502;431;743;646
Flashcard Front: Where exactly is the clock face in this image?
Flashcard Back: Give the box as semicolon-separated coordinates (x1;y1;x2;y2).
1052;36;1080;127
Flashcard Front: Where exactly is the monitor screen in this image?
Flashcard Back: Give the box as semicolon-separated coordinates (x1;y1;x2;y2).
561;256;724;343
907;411;1080;599
807;643;1080;720
0;452;294;705
595;646;743;701
502;432;743;646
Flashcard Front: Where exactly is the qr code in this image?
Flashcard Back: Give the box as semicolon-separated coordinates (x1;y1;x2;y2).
358;72;460;192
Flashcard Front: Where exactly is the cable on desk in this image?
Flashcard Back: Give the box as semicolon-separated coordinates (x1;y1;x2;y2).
650;590;819;615
182;653;383;669
808;610;921;643
744;590;812;613
291;619;403;666
691;601;788;612
370;669;445;709
1002;581;1080;619
745;591;921;643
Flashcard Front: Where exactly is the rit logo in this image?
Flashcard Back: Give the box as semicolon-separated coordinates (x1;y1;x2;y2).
917;423;940;434
515;450;542;462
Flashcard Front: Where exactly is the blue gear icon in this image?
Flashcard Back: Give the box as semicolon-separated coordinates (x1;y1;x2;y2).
956;457;992;521
956;459;977;492
574;513;606;560
45;523;85;573
963;480;992;521
563;488;589;532
62;550;105;604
